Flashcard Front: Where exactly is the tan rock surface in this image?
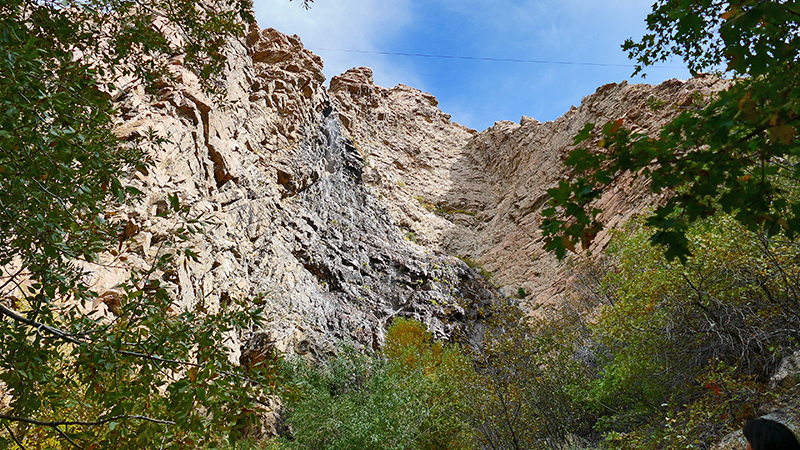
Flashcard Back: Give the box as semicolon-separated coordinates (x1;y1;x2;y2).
97;21;732;357
99;26;496;361
330;67;478;250
331;71;730;311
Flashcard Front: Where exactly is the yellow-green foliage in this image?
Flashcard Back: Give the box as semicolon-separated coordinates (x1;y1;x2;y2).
587;214;799;447
385;318;476;450
383;317;444;370
464;213;800;450
272;214;800;450
281;318;475;450
455;300;599;449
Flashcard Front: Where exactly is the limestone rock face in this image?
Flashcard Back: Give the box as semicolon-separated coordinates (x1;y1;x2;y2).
770;349;800;389
329;67;478;253
103;23;730;357
105;26;495;359
331;71;729;310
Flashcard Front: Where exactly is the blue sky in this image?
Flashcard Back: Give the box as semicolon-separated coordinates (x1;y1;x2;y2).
253;0;690;131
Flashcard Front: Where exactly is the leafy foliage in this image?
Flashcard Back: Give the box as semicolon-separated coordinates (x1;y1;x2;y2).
540;2;800;444
542;0;800;261
598;215;799;386
0;200;293;449
459;301;598;450
583;215;798;448
280;318;475;450
273;213;800;450
464;215;799;449
0;0;302;448
617;361;767;450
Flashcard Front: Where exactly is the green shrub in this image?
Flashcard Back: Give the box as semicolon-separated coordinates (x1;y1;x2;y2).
459;301;598;449
473;212;800;449
586;214;800;447
281;319;475;450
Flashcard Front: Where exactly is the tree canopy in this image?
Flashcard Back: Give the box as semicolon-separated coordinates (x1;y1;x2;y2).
0;0;299;448
542;0;800;261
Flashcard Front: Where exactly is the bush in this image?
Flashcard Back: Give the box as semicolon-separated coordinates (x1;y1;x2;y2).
459;301;599;449
281;318;475;450
585;214;800;447
468;213;800;449
275;214;800;450
601;361;768;450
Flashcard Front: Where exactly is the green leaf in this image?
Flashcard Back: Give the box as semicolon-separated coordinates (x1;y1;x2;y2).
169;193;180;212
573;122;595;145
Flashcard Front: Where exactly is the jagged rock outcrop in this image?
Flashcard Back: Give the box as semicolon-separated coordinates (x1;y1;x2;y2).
770;350;800;389
329;66;478;253
95;22;733;359
331;69;730;310
96;26;496;361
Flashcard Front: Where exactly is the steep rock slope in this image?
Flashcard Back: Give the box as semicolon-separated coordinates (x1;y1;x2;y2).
100;26;495;359
99;23;730;357
329;67;478;251
331;69;729;310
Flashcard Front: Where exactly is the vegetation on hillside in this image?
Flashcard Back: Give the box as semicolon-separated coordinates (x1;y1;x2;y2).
575;215;799;448
269;318;475;450
2;0;798;448
265;219;799;448
520;2;800;443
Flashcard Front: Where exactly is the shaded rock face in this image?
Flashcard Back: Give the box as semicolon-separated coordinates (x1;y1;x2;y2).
103;26;495;359
102;23;728;357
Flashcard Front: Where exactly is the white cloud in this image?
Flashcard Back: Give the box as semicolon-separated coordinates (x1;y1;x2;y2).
253;0;421;89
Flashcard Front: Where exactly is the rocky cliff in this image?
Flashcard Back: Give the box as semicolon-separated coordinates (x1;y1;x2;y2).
95;24;728;356
328;65;728;312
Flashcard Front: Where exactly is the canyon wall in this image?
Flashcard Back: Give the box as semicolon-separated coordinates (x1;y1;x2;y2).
329;65;728;312
98;24;728;356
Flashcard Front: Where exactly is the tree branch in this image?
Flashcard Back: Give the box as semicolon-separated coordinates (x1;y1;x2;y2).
2;421;27;450
0;303;260;384
0;265;27;299
0;303;84;345
52;425;82;450
0;413;176;427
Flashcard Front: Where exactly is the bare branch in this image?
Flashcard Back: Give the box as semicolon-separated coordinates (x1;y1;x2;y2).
2;421;28;450
0;413;176;427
